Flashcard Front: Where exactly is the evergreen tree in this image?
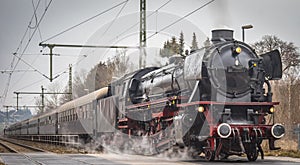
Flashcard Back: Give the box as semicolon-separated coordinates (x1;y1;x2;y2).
170;36;179;55
191;32;199;50
179;31;184;56
159;35;181;58
203;37;211;47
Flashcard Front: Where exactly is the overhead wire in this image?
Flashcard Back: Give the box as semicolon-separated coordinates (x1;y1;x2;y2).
4;0;127;103
5;0;42;72
28;0;39;29
12;0;52;72
101;0;129;37
104;0;214;71
1;0;53;105
4;0;215;107
30;0;44;41
13;0;42;56
12;53;48;79
99;0;173;63
2;0;42;102
108;0;173;44
40;0;129;43
85;0;130;59
144;0;215;43
14;54;87;92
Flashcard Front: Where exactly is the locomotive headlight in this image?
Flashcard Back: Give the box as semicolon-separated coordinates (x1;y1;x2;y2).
269;106;275;113
271;124;285;139
197;106;205;113
235;47;242;54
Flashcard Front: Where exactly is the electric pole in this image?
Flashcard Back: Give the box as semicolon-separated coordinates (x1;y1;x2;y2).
3;106;9;125
41;85;45;113
16;93;19;111
140;0;147;69
49;45;54;82
69;64;72;101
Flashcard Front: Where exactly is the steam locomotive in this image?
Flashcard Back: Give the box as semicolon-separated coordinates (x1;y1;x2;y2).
5;29;285;161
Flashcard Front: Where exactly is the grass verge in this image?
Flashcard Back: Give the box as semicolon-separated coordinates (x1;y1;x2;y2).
264;149;300;158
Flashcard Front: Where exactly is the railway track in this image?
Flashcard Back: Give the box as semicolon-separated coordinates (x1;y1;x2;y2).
0;137;47;165
0;137;47;153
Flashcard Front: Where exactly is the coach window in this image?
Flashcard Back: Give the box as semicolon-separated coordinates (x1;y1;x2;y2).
69;110;72;121
81;106;84;119
122;82;127;97
66;110;69;121
67;110;70;121
63;111;66;122
85;105;88;119
49;116;51;125
97;102;100;111
68;110;71;121
87;103;91;119
72;109;75;120
86;104;91;119
84;105;87;119
81;111;84;119
85;106;88;119
71;109;74;121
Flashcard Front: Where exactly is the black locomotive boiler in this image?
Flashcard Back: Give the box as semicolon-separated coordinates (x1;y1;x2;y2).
5;29;285;161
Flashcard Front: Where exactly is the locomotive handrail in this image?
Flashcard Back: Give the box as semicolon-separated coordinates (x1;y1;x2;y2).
126;96;188;109
177;101;279;107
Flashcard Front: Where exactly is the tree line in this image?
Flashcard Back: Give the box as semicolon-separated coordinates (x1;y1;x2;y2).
159;32;200;58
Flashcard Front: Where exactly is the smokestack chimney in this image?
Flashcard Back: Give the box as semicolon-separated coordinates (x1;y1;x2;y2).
211;29;234;44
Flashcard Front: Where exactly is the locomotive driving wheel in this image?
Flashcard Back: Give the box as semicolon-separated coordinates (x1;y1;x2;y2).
204;138;216;161
204;149;215;161
246;143;258;161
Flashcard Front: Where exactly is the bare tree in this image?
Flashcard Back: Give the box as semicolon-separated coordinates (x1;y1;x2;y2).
73;69;88;98
34;97;43;114
253;36;300;149
252;35;300;79
44;82;62;111
108;49;130;78
34;82;64;113
85;61;113;92
59;87;71;105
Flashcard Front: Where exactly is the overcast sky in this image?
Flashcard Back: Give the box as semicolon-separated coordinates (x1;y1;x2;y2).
1;0;299;112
